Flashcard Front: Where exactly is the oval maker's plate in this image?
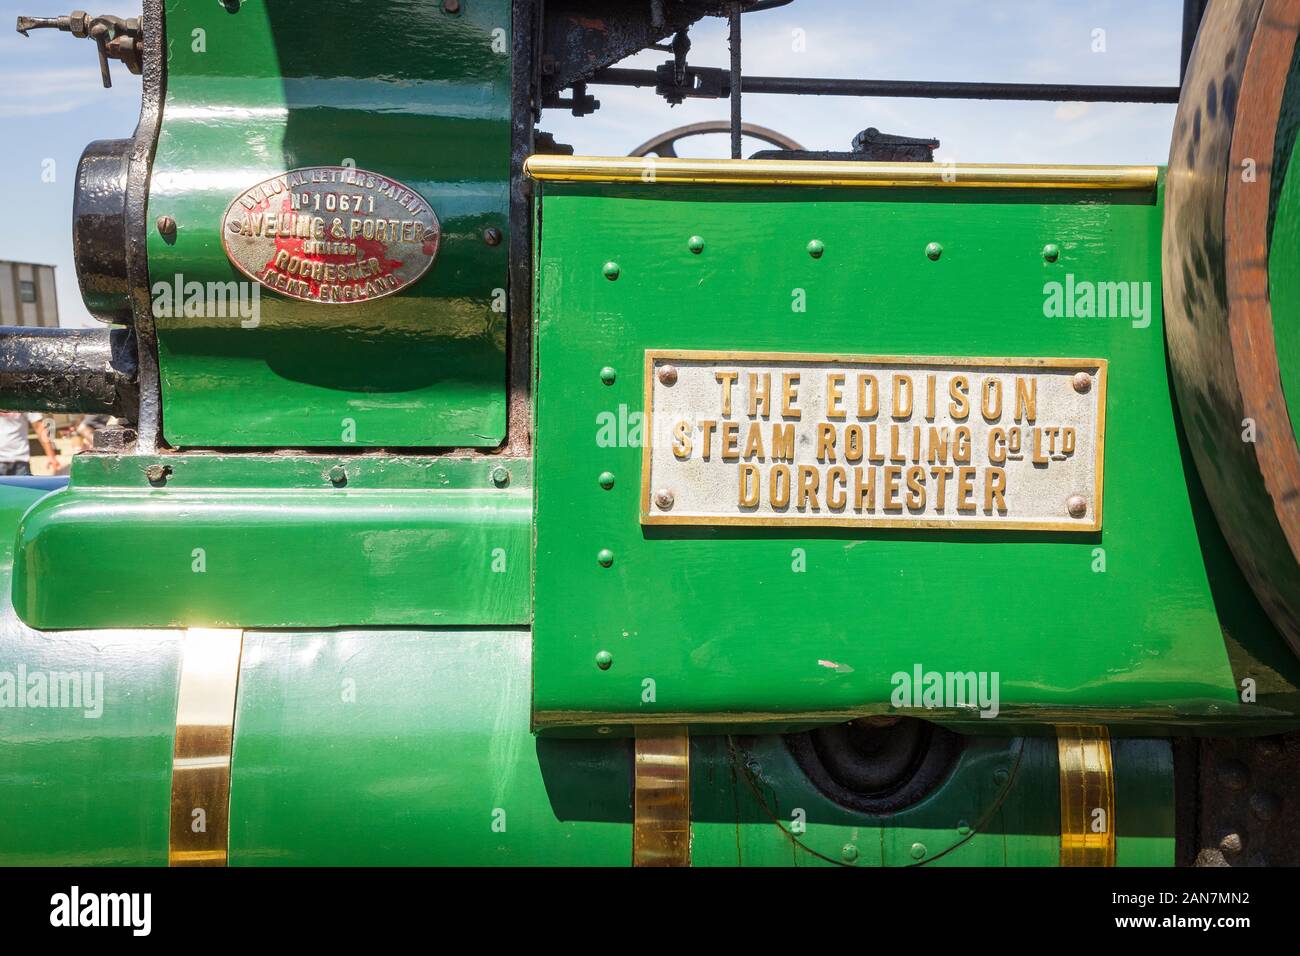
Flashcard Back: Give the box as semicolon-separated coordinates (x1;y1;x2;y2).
221;166;440;305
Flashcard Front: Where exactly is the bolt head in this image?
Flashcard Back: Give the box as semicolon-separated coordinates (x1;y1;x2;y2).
156;215;177;238
599;366;617;385
1067;495;1087;518
806;239;825;259
443;0;461;12
482;226;502;246
490;466;510;487
597;548;614;567
1072;371;1092;393
657;364;678;386
654;488;675;510
598;471;616;490
925;241;943;260
910;842;927;860
328;465;347;486
145;463;171;485
1042;243;1060;262
841;844;858;862
688;235;705;254
602;261;620;280
1218;831;1244;855
595;650;613;670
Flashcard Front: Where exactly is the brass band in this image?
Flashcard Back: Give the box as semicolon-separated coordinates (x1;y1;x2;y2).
632;727;692;866
1057;726;1116;866
524;154;1159;191
169;628;244;866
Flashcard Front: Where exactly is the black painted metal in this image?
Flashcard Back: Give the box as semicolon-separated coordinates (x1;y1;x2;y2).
0;326;138;416
592;66;1181;103
72;138;133;324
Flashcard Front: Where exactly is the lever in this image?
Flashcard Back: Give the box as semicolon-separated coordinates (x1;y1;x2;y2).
16;10;142;88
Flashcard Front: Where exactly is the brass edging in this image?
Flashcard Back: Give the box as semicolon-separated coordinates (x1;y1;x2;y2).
1056;725;1116;867
524;154;1158;191
639;349;1106;533
633;727;691;867
169;628;244;867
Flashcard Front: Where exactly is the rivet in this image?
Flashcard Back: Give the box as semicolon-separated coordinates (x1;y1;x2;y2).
688;235;705;254
482;226;502;246
1067;495;1087;518
840;844;858;862
145;463;172;485
595;650;613;670
328;465;347;486
925;241;943;261
597;726;612;734
654;488;675;510
597;548;614;567
220;0;241;11
657;364;678;386
910;842;927;860
602;261;620;280
490;466;510;488
598;471;616;490
993;768;1010;784
156;215;177;239
1072;371;1092;393
443;0;461;12
599;366;617;385
1042;243;1060;262
1218;831;1244;855
957;820;972;836
806;239;825;259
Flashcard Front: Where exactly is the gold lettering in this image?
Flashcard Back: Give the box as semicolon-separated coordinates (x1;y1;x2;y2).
672;420;693;459
770;424;795;462
857;374;879;417
826;373;846;419
1015;376;1037;423
781;373;802;419
739;463;760;507
715;371;738;416
816;423;837;462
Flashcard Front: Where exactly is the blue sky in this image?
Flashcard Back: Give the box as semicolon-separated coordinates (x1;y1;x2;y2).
3;0;1183;327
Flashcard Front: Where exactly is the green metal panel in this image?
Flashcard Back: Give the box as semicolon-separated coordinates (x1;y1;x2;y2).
11;455;530;629
0;484;180;865
229;629;633;866
147;0;510;447
532;179;1300;728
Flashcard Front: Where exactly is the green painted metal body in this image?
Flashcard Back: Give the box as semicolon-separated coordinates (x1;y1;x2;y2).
531;179;1300;729
0;562;1172;865
12;455;529;629
147;0;511;447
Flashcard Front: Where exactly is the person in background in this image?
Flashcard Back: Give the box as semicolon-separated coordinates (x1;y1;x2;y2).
0;411;62;476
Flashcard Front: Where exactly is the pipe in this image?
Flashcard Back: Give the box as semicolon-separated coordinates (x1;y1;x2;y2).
0;326;139;417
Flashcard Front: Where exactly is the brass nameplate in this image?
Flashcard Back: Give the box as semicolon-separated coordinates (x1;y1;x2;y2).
222;166;440;305
641;350;1105;531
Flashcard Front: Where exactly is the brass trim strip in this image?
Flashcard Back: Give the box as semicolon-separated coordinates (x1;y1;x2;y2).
169;628;244;867
524;154;1159;191
1057;726;1116;866
633;727;691;867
